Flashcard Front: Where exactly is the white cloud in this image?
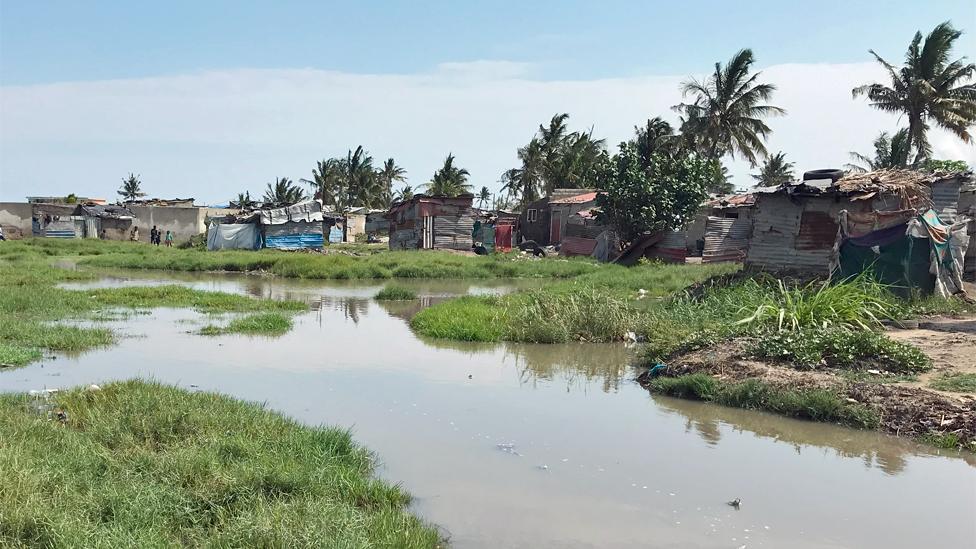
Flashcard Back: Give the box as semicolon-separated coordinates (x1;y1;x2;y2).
1;61;973;202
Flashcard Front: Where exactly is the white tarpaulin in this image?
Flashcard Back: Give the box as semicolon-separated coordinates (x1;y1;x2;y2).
207;223;261;250
259;200;324;225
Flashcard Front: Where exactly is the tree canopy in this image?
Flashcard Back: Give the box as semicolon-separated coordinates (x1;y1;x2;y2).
262;177;307;206
853;21;976;165
751;152;796;187
118;173;145;201
425;154;471;197
301;147;405;211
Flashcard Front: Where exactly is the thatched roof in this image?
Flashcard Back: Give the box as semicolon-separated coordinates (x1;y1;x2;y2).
835;169;972;193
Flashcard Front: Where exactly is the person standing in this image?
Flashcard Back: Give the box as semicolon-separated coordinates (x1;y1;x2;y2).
165;230;174;247
150;225;159;246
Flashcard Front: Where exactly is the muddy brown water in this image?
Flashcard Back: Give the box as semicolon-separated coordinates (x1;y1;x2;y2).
3;270;975;548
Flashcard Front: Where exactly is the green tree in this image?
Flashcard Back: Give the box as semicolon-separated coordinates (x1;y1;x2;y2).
500;138;544;208
845;130;912;173
393;184;414;203
302;158;345;209
262;177;307;206
595;143;715;242
64;193;78;204
425;154;471;197
673;49;785;166
118;173;145;201
919;158;971;173
751;151;796;187
634;117;678;169
476;186;492;209
853;21;976;165
378;158;407;206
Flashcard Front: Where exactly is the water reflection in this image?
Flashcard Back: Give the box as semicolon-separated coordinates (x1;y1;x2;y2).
652;394;976;473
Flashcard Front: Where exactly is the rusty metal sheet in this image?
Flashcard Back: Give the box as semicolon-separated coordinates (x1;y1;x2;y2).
796;210;838;251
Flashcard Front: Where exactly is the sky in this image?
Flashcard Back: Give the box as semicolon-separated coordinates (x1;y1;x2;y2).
1;1;974;203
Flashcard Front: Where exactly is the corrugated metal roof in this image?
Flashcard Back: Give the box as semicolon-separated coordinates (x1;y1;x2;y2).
550;192;599;205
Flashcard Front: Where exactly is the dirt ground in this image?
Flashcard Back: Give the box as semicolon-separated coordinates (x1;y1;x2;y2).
638;335;976;448
886;316;976;398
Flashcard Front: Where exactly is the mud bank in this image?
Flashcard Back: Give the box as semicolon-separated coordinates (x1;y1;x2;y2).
636;339;976;450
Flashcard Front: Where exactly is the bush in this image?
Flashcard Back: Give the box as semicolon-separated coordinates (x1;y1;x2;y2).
748;328;930;372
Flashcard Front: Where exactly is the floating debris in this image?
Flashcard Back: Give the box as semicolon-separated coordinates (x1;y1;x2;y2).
728;498;741;509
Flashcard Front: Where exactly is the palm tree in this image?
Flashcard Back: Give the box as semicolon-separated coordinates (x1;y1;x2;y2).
845;129;912;173
634;117;678;168
477;186;492;209
673;49;785;166
393;184;414;203
377;158;407;206
751;151;796;187
852;21;976;165
500;138;544;208
118;173;145;201
301;158;344;208
263;177;307;206
235;191;255;211
425;154;471;197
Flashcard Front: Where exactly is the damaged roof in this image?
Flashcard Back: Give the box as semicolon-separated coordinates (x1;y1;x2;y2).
758;169;973;197
550;191;600;205
78;203;135;219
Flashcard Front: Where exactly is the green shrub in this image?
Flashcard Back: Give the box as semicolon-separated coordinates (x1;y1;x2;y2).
748;328;930;372
374;285;417;301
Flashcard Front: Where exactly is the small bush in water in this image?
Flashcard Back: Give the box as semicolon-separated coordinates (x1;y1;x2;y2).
748;328;930;372
375;285;417;301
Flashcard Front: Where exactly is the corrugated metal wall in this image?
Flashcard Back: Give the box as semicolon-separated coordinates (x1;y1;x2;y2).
433;215;474;250
702;216;751;263
745;195;836;274
931;179;962;222
263;221;324;250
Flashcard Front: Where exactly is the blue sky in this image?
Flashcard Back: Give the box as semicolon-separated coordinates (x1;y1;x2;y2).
1;1;974;202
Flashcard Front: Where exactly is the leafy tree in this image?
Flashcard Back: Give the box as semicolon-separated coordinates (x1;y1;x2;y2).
853;21;976;165
673;49;785;166
235;191;255;210
476;186;492;209
845;129;912;173
708;161;735;194
302;147;401;211
425;153;471;197
595;143;715;243
262;177;307;206
919;158;971;173
302;158;345;208
118;173;145;201
751;151;796;187
64;193;78;204
393;184;414;203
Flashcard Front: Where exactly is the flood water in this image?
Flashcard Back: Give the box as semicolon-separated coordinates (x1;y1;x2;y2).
4;270;975;548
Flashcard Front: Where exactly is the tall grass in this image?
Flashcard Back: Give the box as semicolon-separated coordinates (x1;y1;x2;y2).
374;285;418;301
0;381;441;547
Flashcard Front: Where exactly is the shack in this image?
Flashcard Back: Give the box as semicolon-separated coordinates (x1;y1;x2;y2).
364;210;391;241
259;200;325;250
517;189;599;246
32;203;83;238
386;194;476;251
745;169;973;290
77;203;135;240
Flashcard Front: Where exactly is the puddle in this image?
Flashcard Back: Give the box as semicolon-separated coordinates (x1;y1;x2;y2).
5;270;976;548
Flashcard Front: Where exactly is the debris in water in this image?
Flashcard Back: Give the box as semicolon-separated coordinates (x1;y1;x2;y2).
496;443;521;456
536;464;549;471
561;458;569;462
468;374;472;379
728;498;741;509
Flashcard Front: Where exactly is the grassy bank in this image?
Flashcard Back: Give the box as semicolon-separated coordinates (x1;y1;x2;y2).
0;381;440;547
0;238;600;280
0;252;305;367
375;284;418;301
411;262;740;343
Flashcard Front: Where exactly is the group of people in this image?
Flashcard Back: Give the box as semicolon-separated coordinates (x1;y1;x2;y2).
150;225;174;246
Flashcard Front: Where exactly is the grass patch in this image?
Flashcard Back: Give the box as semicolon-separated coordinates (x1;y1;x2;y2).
374;285;417;301
646;374;880;429
748;328;931;373
410;296;504;342
929;373;976;393
0;380;440;547
200;313;294;337
0;249;305;367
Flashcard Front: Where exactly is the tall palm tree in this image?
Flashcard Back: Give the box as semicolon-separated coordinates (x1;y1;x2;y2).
263;177;307;206
845;129;912;173
634;117;677;168
673;49;785;166
500;137;544;208
118;173;145;201
751;151;796;187
377;158;407;206
301;158;345;208
477;186;492;209
853;21;976;165
425;153;471;197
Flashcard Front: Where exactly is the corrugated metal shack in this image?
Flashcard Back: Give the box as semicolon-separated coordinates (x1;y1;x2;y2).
700;194;756;263
746;169;973;276
259;200;325;250
685;193;756;255
386;194;477;251
78;203;135;240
